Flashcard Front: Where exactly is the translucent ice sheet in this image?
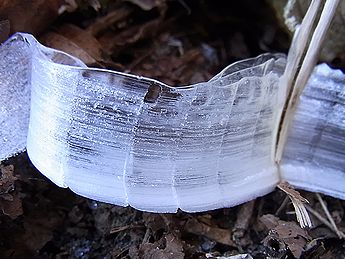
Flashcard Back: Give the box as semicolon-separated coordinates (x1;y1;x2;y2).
0;33;286;212
281;64;345;199
1;33;344;213
0;36;32;158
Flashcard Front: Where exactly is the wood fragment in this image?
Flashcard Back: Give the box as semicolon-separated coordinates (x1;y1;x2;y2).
184;217;234;246
86;7;132;36
110;225;131;234
233;200;255;247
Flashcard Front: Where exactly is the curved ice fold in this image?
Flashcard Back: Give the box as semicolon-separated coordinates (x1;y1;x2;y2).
1;33;344;213
0;33;286;212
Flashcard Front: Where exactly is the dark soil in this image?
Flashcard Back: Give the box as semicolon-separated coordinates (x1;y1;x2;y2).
1;1;345;258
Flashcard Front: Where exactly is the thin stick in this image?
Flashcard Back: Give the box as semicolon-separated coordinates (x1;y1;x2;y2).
275;0;340;163
293;0;340;98
306;204;345;239
274;0;323;163
316;193;344;239
275;195;289;216
280;0;322;99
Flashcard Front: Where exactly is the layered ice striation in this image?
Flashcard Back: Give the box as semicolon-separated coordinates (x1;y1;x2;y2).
0;33;286;212
281;64;345;199
0;35;32;159
2;33;344;213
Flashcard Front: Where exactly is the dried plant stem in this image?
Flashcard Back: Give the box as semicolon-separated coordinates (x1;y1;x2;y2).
280;0;322;100
291;198;313;229
278;182;312;228
275;0;340;163
274;0;322;164
316;193;345;239
275;195;289;216
274;0;341;231
306;204;345;239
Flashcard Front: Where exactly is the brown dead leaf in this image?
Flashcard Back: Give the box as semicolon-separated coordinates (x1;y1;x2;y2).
0;0;64;34
58;24;108;61
285;236;309;258
184;217;234;246
98;18;162;56
86;6;132;36
138;233;184;259
95;2;166;57
275;222;309;239
278;182;309;203
260;214;310;258
143;213;169;239
0;165;16;194
132;43;210;86
40;31;99;66
0;165;23;219
116;19;161;45
1;194;23;219
41;24;125;69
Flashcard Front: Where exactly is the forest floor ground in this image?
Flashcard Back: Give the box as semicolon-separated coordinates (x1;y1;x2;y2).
1;1;345;258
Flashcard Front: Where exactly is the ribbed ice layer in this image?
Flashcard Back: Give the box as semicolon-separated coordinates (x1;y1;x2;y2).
0;37;31;159
0;33;286;212
281;64;345;198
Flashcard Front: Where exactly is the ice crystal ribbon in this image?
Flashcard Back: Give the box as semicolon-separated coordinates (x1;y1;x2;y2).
0;33;344;212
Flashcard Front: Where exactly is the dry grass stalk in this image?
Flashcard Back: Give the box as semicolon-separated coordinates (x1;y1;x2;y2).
275;0;341;162
316;193;345;239
278;182;312;228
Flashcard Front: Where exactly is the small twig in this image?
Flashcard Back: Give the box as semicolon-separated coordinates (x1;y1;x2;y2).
233;200;255;250
275;0;323;163
110;224;144;234
110;225;131;234
306;204;345;239
316;193;345;239
275;0;340;163
275;195;290;216
142;227;151;244
114;245;130;259
86;7;132;36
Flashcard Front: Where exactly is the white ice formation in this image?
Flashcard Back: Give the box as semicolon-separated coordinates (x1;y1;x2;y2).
0;33;344;212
